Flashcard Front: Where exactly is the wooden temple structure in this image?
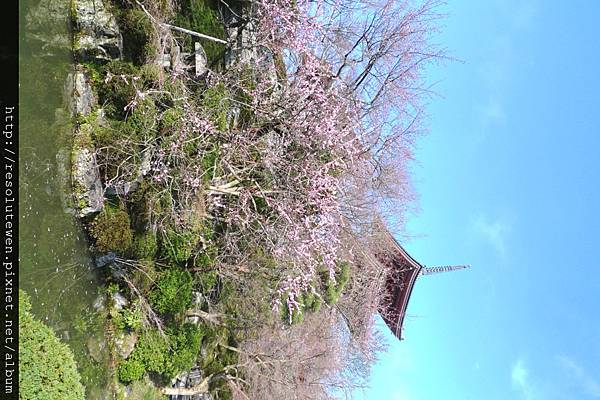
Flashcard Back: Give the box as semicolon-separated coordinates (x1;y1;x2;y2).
378;230;469;340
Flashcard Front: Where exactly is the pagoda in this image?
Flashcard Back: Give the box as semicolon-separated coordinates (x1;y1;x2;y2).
377;230;469;340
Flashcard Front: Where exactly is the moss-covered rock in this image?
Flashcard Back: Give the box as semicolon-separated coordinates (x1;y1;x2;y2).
89;204;134;253
71;0;123;62
118;8;156;65
94;60;140;118
71;121;104;217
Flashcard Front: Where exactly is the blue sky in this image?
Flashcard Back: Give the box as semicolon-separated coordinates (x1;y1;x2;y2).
358;1;600;399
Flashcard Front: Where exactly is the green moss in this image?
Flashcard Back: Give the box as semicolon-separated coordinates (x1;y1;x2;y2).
89;204;134;253
160;229;200;264
69;0;78;26
200;142;221;182
127;376;166;400
273;51;288;81
198;270;218;292
118;8;156;65
19;290;85;400
95;60;140;119
175;0;226;65
233;86;255;128
149;268;194;314
160;107;184;132
201;84;230;131
132;231;158;260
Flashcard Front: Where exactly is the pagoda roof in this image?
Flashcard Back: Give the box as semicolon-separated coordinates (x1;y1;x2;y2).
379;230;423;340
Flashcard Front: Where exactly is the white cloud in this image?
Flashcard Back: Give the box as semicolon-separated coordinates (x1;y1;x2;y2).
558;355;600;398
511;359;536;400
473;214;512;257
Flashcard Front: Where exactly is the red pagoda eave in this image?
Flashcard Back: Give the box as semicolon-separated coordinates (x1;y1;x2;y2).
380;230;423;340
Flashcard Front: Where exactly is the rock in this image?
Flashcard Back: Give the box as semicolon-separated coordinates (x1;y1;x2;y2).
95;252;117;268
114;331;138;359
64;69;97;116
71;122;104;217
185;292;206;325
86;336;108;363
110;263;127;280
169;367;212;400
93;294;106;311
194;42;207;76
72;0;122;61
111;292;129;310
25;0;70;55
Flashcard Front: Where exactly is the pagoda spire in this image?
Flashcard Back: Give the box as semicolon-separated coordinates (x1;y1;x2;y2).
419;264;470;276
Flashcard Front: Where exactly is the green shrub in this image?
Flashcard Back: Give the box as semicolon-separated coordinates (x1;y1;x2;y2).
281;303;304;325
277;263;349;325
164;324;203;378
132;232;158;259
323;262;350;305
130;260;159;294
121;324;203;383
125;98;159;139
19;290;85;400
131;329;169;374
194;236;218;269
161;229;200;264
140;62;162;86
82;62;103;90
149;268;194;314
303;292;323;313
89;205;133;253
118;359;146;383
120;303;143;331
